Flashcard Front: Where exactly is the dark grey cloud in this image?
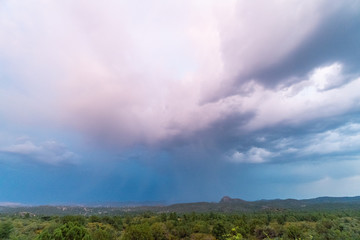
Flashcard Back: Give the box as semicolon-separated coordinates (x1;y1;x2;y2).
158;105;360;167
244;6;360;88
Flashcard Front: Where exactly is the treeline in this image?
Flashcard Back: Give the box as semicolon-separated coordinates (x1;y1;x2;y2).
1;210;360;239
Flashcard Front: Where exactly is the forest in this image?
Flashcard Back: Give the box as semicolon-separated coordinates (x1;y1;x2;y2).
1;209;360;240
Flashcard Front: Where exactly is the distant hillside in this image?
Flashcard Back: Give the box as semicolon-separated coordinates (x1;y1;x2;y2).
1;196;360;215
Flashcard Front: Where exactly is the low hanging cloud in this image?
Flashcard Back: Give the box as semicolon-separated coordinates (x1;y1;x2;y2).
0;0;359;155
229;121;360;164
301;123;360;156
228;147;274;164
0;138;78;165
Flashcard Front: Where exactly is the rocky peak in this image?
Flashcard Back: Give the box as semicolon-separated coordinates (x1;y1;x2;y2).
220;196;233;203
220;196;246;203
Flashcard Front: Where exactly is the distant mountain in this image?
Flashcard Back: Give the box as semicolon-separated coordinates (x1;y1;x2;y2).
1;196;360;215
85;201;165;207
305;196;360;203
215;196;360;212
220;196;247;204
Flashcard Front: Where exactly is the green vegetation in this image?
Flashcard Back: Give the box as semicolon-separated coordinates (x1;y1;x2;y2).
0;221;13;239
2;209;360;239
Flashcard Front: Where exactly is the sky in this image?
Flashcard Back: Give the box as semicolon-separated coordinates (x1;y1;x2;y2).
1;0;360;205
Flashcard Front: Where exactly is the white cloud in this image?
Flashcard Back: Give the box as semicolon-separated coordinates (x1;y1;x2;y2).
241;63;360;131
228;147;273;164
303;123;360;155
0;138;79;165
224;121;360;165
1;140;41;155
310;62;346;91
262;122;360;162
0;202;23;207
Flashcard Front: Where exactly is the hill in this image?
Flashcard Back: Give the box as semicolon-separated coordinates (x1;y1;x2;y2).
2;196;360;215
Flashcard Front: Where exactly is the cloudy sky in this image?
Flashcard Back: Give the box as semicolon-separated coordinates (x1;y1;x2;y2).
1;0;360;205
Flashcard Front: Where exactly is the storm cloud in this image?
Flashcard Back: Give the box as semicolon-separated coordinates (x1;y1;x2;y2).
1;0;360;203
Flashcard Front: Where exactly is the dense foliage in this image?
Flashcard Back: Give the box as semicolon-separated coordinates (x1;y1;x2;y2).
1;209;360;239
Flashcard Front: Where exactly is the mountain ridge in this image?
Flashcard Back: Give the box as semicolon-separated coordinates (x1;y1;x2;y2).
2;195;360;215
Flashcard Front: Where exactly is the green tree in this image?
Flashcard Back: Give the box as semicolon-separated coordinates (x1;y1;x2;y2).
39;222;91;240
224;227;243;240
61;216;86;225
285;224;303;240
0;221;13;240
174;224;192;238
151;222;168;240
88;222;116;240
212;223;226;240
62;223;91;240
123;224;153;240
36;229;53;240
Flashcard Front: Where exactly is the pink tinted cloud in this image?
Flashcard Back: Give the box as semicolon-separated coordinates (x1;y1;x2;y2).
0;0;357;148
